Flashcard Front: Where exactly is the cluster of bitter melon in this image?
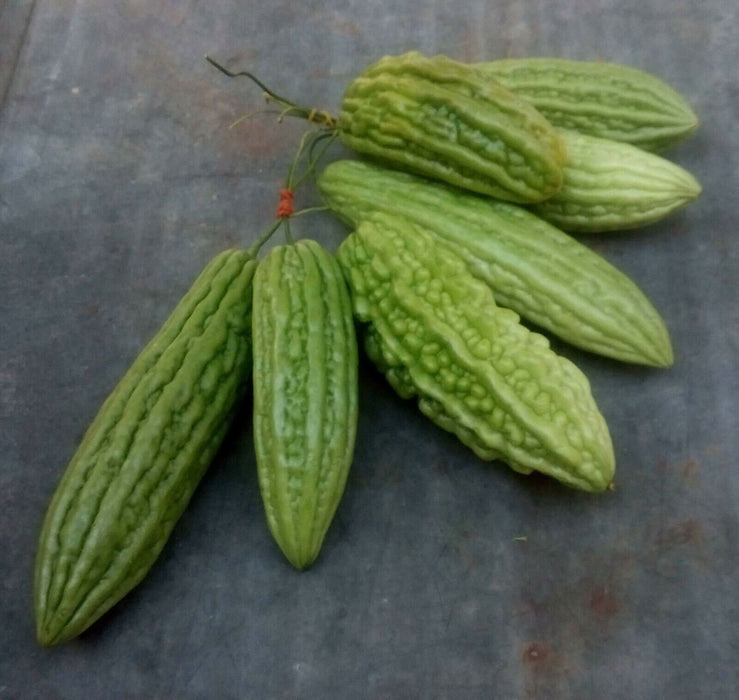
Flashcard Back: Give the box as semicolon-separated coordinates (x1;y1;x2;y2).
311;51;699;497
337;52;701;232
318;159;674;367
35;234;360;644
35;50;701;646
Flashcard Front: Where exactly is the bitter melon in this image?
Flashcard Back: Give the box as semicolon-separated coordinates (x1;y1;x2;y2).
252;240;358;570
532;129;702;232
34;249;257;645
338;51;566;203
318;159;673;368
338;212;615;491
475;58;699;151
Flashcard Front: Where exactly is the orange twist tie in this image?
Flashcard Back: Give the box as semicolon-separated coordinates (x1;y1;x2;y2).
276;188;294;218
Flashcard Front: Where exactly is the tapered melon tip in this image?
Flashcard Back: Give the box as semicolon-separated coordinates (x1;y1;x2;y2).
265;524;321;572
284;550;319;571
662;327;675;362
648;109;698;152
683;171;702;200
34;593;84;646
561;447;615;493
681;106;700;136
636;331;674;369
595;452;617;494
36;621;59;647
34;596;54;646
35;608;76;646
687;117;699;138
666;155;701;201
656;343;675;369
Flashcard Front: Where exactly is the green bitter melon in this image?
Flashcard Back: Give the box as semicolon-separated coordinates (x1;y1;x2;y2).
318;159;673;367
532;129;701;232
252;240;358;570
475;57;699;151
338;212;615;491
34;249;257;645
338;51;566;203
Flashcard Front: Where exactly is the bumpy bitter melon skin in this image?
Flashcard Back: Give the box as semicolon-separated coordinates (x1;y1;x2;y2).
532;129;701;232
318;159;673;368
252;240;358;570
34;250;257;646
338;212;615;491
338;51;566;203
476;58;699;151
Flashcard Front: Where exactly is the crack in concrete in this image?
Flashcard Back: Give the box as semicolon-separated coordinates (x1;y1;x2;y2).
0;0;40;115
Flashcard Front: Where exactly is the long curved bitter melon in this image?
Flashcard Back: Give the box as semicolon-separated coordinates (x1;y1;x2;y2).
532;129;702;232
252;240;358;569
318;159;673;368
34;250;257;646
338;51;566;203
338;212;615;492
475;58;699;151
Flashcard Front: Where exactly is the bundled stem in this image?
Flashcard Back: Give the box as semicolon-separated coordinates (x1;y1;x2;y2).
245;127;334;253
207;56;337;250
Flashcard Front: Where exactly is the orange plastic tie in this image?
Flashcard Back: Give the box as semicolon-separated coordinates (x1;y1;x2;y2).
276;188;294;218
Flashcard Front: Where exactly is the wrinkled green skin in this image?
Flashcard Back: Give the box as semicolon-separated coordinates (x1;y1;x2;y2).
476;58;699;151
252;240;358;570
318;159;673;368
338;213;615;491
34;250;257;646
532;130;702;232
338;51;566;203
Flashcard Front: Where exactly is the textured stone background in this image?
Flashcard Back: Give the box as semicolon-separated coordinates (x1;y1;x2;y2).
1;1;737;698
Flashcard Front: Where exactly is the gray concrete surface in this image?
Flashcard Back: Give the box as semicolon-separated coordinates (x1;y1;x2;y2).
1;1;737;697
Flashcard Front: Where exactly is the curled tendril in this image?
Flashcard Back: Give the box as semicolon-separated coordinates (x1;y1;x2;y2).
206;55;338;129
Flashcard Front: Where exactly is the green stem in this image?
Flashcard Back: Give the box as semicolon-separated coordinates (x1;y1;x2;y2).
309;130;339;167
289;205;330;218
286;129;315;189
291;131;339;190
247;218;284;257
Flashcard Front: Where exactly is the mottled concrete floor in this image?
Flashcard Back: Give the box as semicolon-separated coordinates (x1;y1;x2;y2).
1;1;737;698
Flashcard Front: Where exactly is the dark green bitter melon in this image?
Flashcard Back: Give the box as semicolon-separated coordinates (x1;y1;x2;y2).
252;240;358;569
337;212;615;492
319;159;673;368
338;51;566;203
34;249;257;645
